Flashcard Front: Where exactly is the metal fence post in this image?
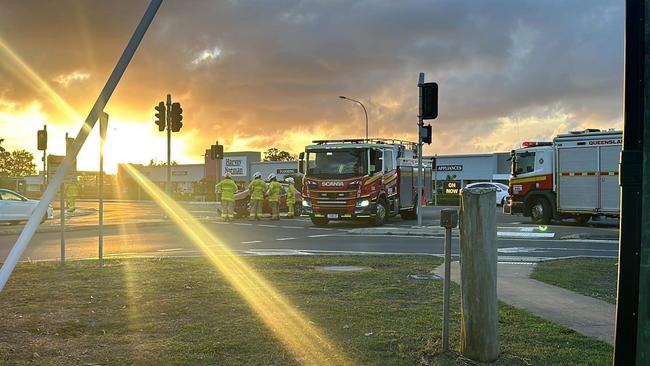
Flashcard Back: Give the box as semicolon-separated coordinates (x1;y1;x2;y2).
440;208;458;352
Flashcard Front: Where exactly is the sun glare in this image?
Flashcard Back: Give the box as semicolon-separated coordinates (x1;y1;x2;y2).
121;164;352;365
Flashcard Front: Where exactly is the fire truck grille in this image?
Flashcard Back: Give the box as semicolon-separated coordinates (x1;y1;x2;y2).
315;200;349;207
314;191;354;200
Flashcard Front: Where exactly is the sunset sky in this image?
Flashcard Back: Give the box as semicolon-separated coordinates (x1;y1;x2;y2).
0;0;623;173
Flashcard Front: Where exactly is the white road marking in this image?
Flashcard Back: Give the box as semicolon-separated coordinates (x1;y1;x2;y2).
308;227;334;231
156;248;184;252
308;234;332;238
563;239;619;244
258;224;278;228
233;223;253;226
281;226;303;229
245;249;313;256
497;231;555;238
497;226;535;232
241;240;262;244
275;237;296;241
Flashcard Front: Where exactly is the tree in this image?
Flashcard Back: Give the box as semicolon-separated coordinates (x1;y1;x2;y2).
263;148;297;162
0;139;9;176
148;159;178;166
2;149;36;177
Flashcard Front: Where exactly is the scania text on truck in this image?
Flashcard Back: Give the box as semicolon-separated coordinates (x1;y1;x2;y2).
505;129;622;225
299;139;432;226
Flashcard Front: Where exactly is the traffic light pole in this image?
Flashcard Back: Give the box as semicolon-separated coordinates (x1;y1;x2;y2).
417;72;424;227
614;0;648;363
166;94;171;199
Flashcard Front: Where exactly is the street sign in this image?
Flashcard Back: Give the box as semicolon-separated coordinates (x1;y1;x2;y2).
444;181;461;195
222;156;247;177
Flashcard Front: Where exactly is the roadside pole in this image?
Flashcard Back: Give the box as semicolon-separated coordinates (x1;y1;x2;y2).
440;208;458;352
60;181;65;264
434;154;438;206
614;0;647;363
459;187;499;362
98;112;108;266
166;93;171;198
43;125;47;186
60;133;67;264
417;73;424;227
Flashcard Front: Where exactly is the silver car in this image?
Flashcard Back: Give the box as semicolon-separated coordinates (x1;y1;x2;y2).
0;189;54;224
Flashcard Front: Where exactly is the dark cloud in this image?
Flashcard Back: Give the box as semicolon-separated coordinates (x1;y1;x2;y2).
0;0;624;161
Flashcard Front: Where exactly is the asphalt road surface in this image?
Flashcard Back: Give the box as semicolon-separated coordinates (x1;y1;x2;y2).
0;201;619;263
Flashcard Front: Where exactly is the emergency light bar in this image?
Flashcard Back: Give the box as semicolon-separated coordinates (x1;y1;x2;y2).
521;141;552;148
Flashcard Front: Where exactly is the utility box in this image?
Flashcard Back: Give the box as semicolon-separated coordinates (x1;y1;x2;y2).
440;208;458;228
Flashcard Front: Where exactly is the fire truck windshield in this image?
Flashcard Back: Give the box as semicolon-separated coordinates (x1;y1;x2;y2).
306;149;367;178
513;151;535;176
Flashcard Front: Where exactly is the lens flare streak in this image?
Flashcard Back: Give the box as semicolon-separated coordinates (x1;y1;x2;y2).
121;164;351;366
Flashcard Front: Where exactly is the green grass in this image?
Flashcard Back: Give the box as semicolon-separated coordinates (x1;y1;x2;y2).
0;256;612;365
531;258;618;304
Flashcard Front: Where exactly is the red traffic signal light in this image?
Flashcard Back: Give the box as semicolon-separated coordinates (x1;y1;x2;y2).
170;102;183;132
37;129;48;150
154;101;166;131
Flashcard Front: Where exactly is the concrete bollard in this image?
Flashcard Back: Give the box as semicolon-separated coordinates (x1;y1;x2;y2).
459;187;499;362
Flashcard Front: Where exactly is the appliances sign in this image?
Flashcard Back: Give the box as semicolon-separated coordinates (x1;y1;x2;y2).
222;157;247;177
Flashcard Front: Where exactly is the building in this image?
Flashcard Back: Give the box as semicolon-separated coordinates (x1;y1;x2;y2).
429;152;511;187
249;161;299;182
117;163;208;200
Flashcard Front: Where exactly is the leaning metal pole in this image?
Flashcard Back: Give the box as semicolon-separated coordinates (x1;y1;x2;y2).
0;0;163;291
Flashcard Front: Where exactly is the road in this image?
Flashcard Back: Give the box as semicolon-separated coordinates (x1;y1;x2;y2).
0;200;619;263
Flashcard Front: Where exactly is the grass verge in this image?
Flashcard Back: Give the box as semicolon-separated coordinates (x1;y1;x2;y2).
0;256;612;365
530;257;617;304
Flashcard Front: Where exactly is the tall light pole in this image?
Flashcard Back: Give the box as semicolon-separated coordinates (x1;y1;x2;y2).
339;96;368;140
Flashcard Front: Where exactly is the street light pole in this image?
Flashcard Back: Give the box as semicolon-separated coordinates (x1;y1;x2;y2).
339;96;368;140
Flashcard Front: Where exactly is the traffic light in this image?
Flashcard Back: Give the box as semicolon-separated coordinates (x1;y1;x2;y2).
211;144;224;160
37;129;47;150
421;82;438;120
170;102;183;132
431;156;437;170
154;101;166;131
421;124;432;144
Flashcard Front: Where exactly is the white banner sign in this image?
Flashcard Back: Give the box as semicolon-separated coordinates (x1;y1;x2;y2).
222;156;248;177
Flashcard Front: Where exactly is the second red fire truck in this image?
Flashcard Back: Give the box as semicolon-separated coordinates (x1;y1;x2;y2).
506;129;622;224
299;139;432;226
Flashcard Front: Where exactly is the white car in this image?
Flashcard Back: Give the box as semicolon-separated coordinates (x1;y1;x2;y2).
464;182;510;206
0;189;54;224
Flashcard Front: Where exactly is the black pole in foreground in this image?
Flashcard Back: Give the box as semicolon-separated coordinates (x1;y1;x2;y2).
614;0;647;364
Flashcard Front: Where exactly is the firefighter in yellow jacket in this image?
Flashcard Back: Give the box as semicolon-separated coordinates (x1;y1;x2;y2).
267;173;281;220
65;181;79;213
285;177;296;218
248;172;266;220
216;172;238;221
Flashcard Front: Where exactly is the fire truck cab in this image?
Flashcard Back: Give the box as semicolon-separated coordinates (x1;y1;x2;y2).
300;139;431;226
506;129;622;224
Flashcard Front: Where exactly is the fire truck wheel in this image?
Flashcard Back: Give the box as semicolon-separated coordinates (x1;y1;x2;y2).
530;198;551;225
371;199;388;226
311;217;329;227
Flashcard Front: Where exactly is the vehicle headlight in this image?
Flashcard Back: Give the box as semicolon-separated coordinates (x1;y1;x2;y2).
357;199;370;207
302;200;311;207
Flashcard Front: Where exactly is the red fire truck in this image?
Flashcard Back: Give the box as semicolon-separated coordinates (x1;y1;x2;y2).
505;129;622;224
299;139;432;226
